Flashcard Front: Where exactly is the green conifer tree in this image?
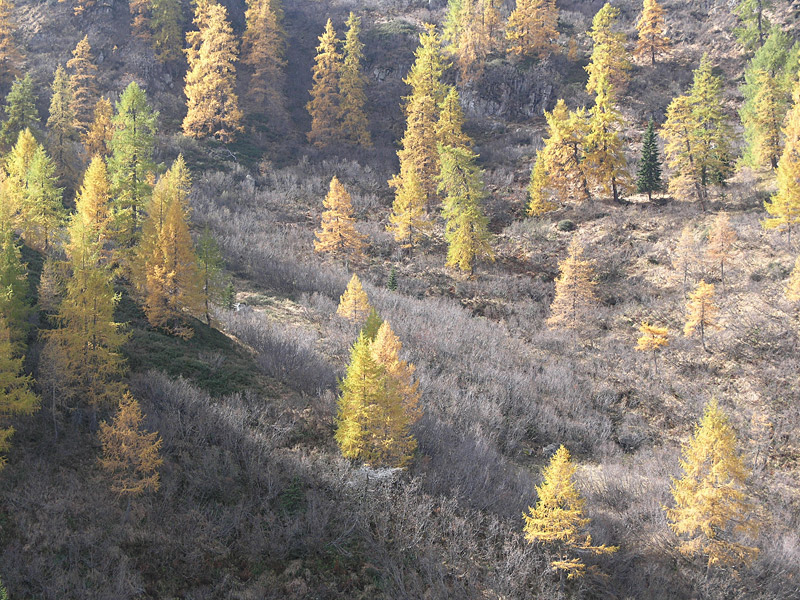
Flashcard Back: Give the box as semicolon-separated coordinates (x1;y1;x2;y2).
1;74;39;147
637;119;663;201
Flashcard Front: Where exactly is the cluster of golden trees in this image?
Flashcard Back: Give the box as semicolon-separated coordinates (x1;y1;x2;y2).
526;399;759;587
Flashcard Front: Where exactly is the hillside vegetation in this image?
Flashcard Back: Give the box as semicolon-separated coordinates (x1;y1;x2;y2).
0;0;799;598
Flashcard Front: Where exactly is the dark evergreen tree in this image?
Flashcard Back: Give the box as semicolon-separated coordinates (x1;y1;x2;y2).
1;74;39;147
387;266;398;291
636;119;663;201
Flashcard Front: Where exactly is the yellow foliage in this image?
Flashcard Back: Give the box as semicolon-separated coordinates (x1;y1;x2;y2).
634;0;670;65
99;392;163;496
636;322;669;353
527;150;558;216
73;156;112;252
387;164;431;249
306;19;342;148
764;79;800;242
547;238;597;329
242;0;285;112
314;176;366;261
585;3;630;99
67;35;99;134
523;446;617;578
751;69;782;169
506;0;559;59
684;280;718;352
667;399;760;569
337;274;371;323
585;83;629;202
84;97;113;157
340;12;371;146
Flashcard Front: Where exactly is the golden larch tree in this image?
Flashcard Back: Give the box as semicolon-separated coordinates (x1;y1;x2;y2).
75;155;112;250
3;127;37;233
585;83;628;203
242;0;285;115
337;273;371;323
634;0;669;66
371;320;421;424
635;321;669;375
506;0;559;59
706;212;737;290
314;176;366;261
764;79;800;242
67;35;99;135
339;12;371;146
306;19;342;147
436;87;471;150
99;392;163;519
547;238;598;329
0;0;22;89
586;3;630;99
387;164;430;251
684;280;718;352
523;445;616;590
46;64;77;171
527;150;558;216
84;97;113;157
751;69;783;169
183;0;242;142
0;317;39;470
667;399;759;569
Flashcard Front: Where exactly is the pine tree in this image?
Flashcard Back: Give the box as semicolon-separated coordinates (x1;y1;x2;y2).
436;87;471;150
314;176;366;261
150;0;184;64
129;0;151;40
0;0;22;89
684;280;718;352
241;0;285;115
636;119;663;201
99;392;163;502
635;321;669;375
46;65;77;171
108;82;157;250
1;74;39;147
523;446;616;588
67;36;99;135
337;273;371;324
764;80;800;242
673;225;698;295
438;144;494;274
585;83;628;203
339;12;371;146
547;238;597;329
635;0;669;66
195;227;226;325
386;265;398;291
667;399;759;569
306;19;342;147
0;317;39;470
530;100;590;206
785;256;800;302
586;3;630;100
142;158;202;338
734;0;772;51
183;0;243;142
22;145;64;251
706;212;737;290
0;230;30;348
505;0;559;59
84;97;113;157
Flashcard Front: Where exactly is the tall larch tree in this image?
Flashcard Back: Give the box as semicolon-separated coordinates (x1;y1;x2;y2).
75;155;112;250
306;19;342;147
528;100;590;208
438;144;494;275
506;0;559;59
337;273;371;324
764;79;800;242
636;322;669;376
99;392;163;517
387;165;430;251
46;184;128;408
67;36;99;135
667;399;759;569
585;83;628;202
142;157;202;338
0;0;22;89
108;81;157;250
0;317;38;470
389;24;448;207
684;280;718;352
314;176;366;262
547;238;598;330
339;13;371;146
1;74;39;147
445;0;501;80
0;230;30;348
371;320;421;423
527;152;557;216
636;119;663;201
46;65;77;171
241;0;285;116
84;97;113;157
23;145;64;251
734;0;772;51
706;212;737;290
3;127;37;231
150;0;183;64
436;87;471;150
523;445;616;592
586;3;630;99
635;0;669;66
739;28;799;168
183;0;243;142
